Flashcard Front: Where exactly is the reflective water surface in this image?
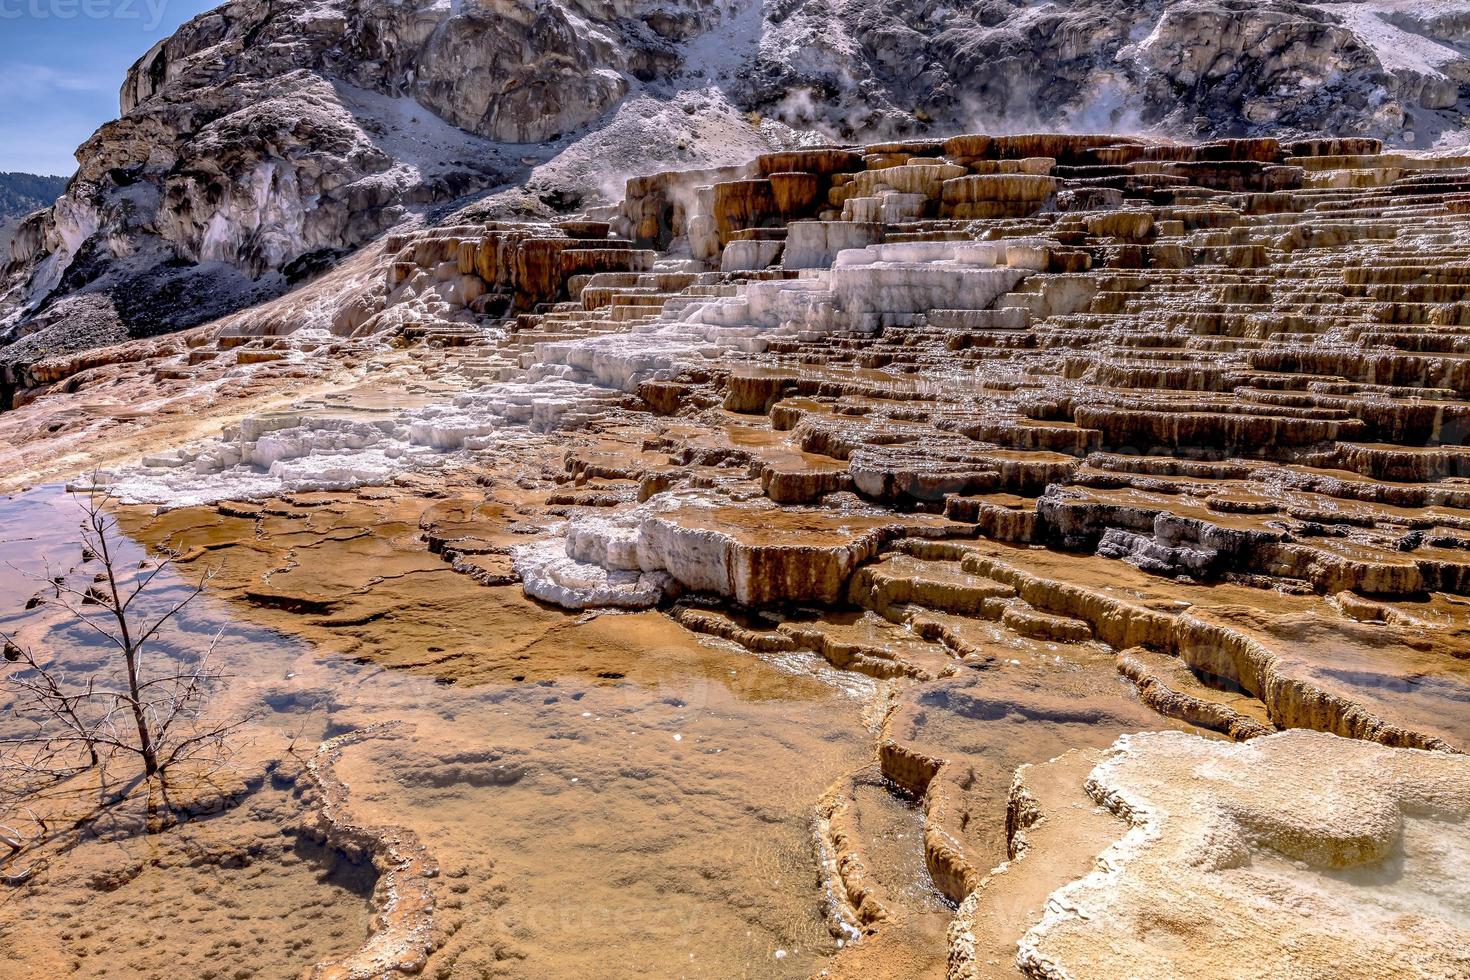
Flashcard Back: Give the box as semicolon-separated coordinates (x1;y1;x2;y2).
0;486;873;978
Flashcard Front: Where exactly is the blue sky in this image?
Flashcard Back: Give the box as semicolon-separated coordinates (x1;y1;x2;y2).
0;0;219;175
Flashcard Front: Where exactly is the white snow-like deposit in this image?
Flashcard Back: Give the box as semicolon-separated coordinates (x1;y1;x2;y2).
515;492;735;609
335;83;517;181
1327;1;1468;74
513;538;678;610
101;378;623;507
531;238;1034;393
102;239;1031;518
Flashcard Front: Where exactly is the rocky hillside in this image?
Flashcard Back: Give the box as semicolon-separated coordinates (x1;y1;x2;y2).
0;172;67;258
0;173;67;224
5;0;1470;378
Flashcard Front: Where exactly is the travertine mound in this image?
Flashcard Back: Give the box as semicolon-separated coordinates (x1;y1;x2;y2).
9;129;1470;978
17;132;1470;764
1015;730;1470;979
11;0;1470;390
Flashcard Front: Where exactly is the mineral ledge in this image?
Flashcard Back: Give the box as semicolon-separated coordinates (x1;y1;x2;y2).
3;132;1470;979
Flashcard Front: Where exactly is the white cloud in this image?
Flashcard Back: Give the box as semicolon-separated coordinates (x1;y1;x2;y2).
7;62;112;99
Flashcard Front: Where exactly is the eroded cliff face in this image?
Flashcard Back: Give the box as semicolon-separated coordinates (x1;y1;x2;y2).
0;0;746;388
8;0;1470;398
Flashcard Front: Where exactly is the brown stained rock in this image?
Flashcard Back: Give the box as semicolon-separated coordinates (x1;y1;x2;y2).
619;164;751;251
307;724;439;980
17;132;1470;980
939;176;1059;220
1174;605;1468;752
767;171;823;220
948;541;1469;753
710;179;781;247
1114;648;1274;741
779;613;956;680
849;553;1015;620
756;150;866;178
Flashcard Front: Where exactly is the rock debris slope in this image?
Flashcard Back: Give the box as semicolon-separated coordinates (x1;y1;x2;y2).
4;130;1465;977
12;0;1470;392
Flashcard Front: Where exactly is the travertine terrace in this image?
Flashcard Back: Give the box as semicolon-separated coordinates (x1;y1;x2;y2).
5;132;1470;978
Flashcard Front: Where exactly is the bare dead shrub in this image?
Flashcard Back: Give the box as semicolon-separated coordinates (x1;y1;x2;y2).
0;489;253;867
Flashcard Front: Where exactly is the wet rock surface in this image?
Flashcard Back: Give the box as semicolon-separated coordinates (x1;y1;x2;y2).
0;488;871;980
6;131;1470;978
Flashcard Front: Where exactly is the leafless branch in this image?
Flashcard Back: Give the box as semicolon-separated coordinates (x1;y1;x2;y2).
1;486;249;846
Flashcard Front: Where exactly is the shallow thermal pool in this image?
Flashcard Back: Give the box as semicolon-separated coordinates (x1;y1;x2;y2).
0;486;876;978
